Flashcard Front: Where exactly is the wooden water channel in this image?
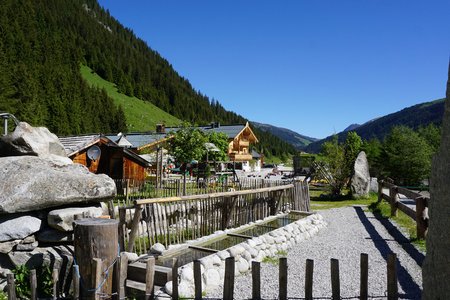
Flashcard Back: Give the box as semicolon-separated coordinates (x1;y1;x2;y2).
122;180;310;254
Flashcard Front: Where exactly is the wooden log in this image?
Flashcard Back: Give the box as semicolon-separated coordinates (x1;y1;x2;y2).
127;205;143;252
223;257;235;300
118;207;126;252
172;258;179;300
93;258;102;300
387;253;398;300
30;269;37;300
305;259;314;300
397;201;417;220
252;261;261;300
330;258;340;300
52;268;59;300
72;265;80;300
194;260;202;300
7;273;16;300
73;218;119;300
279;257;288;300
390;186;399;217
416;196;428;239
145;257;155;300
360;253;368;300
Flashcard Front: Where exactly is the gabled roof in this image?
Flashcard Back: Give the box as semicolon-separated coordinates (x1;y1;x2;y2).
59;134;102;157
105;133;169;150
165;122;258;141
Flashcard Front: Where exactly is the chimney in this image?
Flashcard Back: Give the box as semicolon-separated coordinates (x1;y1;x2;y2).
156;123;165;133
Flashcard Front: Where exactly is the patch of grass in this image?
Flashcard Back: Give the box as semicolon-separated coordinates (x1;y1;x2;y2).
80;65;181;132
262;250;288;265
310;189;377;210
368;201;426;251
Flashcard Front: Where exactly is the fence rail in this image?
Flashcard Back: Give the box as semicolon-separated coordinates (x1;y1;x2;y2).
377;179;429;239
120;181;310;254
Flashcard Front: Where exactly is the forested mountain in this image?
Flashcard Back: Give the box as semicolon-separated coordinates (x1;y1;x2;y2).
0;0;294;158
305;98;445;153
252;122;317;150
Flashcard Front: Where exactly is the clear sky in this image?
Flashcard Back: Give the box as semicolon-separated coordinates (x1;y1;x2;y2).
97;0;450;139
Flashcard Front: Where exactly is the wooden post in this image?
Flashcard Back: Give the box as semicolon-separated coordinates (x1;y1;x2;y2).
118;207;126;252
416;197;428;239
108;200;116;219
127;205;143;252
378;179;384;203
390;186;398;217
7;273;16;300
125;179;130;204
279;257;288;300
145;257;155;300
223;257;235;300
115;253;128;300
30;269;37;300
305;259;314;300
93;258;102;300
360;253;368;300
330;258;340;300
194;260;202;300
72;265;80;300
387;253;398;300
172;258;179;300
252;261;261;300
52;268;59;300
73;218;119;300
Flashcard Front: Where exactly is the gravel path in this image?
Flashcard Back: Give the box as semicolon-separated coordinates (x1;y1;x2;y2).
207;206;424;299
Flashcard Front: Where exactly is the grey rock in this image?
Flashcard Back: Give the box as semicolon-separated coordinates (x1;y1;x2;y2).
0;240;20;254
351;151;371;197
48;206;103;232
150;243;165;255
15;241;38;251
0;122;67;158
0;215;42;242
36;229;74;243
370;177;379;193
22;235;36;244
0;156;116;214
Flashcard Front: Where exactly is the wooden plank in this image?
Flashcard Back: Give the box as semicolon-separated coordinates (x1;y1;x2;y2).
227;233;253;239
7;273;16;300
52;268;59;300
382;193;391;202
194;260;202;300
397;201;417;220
330;258;340;300
387;253;398;300
360;253;368;300
30;269;37;300
72;265;80;300
172;258;179;300
127;205;143;252
118;253;129;300
127;262;171;287
188;245;219;253
416;196;428;239
145;257;155;300
118;207;126;252
396;186;424;200
279;257;288;300
252;261;261;300
223;257;235;300
305;259;313;300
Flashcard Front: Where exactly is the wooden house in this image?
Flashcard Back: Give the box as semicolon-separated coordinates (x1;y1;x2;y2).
59;135;150;181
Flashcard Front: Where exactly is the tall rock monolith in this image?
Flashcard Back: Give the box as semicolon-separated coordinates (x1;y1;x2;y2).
422;64;450;299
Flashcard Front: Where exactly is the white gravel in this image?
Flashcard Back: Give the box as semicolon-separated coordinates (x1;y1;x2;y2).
206;206;423;299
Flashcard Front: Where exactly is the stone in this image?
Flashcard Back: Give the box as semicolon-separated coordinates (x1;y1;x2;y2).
36;229;74;243
150;243;165;255
0;241;20;254
237;258;250;273
228;245;245;257
15;242;38;251
22;236;36;244
265;235;275;244
178;281;194;298
164;281;173;295
0;156;116;214
216;250;230;260
122;252;139;262
0;122;67;158
211;255;222;266
249;247;258;258
48;206;103;231
180;266;194;282
370;177;379;193
351;151;371;197
0;215;42;242
203;268;221;287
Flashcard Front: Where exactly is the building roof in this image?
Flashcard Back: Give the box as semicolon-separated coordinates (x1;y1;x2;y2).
251;149;262;159
165;124;250;139
105;133;168;150
59;134;102;157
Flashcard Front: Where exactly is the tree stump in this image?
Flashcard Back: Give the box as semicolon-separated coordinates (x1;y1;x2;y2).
74;218;119;299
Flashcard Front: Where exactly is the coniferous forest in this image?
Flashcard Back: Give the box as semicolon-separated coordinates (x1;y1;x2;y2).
0;0;294;158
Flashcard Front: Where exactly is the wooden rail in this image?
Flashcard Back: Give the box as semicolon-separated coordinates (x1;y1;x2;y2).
377;179;429;239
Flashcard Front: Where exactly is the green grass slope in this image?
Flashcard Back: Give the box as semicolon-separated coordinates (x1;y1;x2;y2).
80;65;181;132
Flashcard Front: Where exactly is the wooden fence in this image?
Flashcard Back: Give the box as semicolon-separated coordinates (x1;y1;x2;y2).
5;252;403;300
120;181;310;254
377;180;429;239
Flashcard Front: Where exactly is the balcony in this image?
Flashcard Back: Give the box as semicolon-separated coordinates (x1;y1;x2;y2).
229;153;252;161
239;140;249;147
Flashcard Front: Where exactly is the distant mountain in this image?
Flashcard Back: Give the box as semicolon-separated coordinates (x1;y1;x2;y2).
305;98;445;153
343;123;361;132
251;122;318;150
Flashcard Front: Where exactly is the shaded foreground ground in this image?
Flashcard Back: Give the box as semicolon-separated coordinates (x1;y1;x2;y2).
207;206;424;299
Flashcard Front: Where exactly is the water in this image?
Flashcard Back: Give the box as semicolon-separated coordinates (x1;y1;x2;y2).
156;248;213;267
200;235;249;251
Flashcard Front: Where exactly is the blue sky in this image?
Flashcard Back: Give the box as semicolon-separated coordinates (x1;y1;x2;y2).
98;0;450;139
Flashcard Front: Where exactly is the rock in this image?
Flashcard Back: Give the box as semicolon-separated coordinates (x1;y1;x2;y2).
216;250;230;260
122;252;139;263
164;281;173;295
178;281;193;298
0;241;20;254
0;156;116;214
180;266;194;282
211;255;222;266
36;229;73;243
0;215;42;242
8;251;32;267
237;258;250;273
203;268;221;287
48;206;103;231
228;245;245;257
351;151;371;197
0;122;67;158
22;236;36;244
15;242;38;251
249;247;258;258
150;243;165;255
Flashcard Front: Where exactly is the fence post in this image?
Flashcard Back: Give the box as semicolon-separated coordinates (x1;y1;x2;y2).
118;207;126;252
116;252;128;300
305;259;314;300
52;268;59;300
330;258;340;300
252;261;261;300
7;273;16;300
73;265;80;300
360;253;368;300
193;260;202;300
172;258;179;300
127;205;143;252
387;253;398;300
389;186;398;217
416;196;428;239
223;257;235;300
279;257;288;300
30;269;37;300
145;257;155;300
377;179;384;203
93;258;102;300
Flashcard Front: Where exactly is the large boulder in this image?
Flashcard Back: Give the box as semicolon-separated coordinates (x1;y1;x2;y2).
0;215;42;242
351;151;370;197
0;156;116;214
0;122;67;158
48;206;104;232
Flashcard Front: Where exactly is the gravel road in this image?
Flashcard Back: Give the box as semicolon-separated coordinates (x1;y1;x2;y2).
206;206;424;299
